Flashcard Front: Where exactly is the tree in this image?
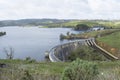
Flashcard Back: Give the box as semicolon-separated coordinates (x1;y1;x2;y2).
74;24;89;31
60;33;66;40
4;47;14;59
66;32;70;36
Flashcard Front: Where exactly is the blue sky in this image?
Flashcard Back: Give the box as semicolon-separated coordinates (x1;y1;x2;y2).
0;0;120;20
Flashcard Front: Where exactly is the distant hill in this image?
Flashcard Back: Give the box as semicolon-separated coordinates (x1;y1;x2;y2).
0;19;120;28
0;19;70;27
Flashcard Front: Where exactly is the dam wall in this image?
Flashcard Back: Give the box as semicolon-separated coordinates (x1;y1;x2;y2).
49;40;86;62
49;38;119;62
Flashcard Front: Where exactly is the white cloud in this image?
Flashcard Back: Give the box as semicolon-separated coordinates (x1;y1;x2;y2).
0;0;120;20
87;0;120;19
88;0;120;12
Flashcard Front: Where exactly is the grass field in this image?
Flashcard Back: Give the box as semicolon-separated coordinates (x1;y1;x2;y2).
0;59;120;80
0;59;69;80
97;30;120;49
0;59;68;75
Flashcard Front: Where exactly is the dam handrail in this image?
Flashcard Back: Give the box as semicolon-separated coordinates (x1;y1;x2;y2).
91;39;119;60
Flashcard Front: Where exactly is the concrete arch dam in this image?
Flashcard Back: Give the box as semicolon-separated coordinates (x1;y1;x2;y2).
49;39;119;62
49;39;87;62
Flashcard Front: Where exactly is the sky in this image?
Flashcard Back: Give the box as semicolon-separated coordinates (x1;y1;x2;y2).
0;0;120;20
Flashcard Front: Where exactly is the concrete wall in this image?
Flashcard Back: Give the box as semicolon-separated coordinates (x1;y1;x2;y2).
49;40;86;62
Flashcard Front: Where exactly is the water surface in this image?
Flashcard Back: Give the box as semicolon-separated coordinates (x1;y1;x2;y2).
0;27;79;61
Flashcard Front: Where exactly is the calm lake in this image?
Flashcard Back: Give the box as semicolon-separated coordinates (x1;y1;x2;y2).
0;27;79;61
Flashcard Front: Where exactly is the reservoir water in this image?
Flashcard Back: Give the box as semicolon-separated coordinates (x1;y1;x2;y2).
0;27;79;61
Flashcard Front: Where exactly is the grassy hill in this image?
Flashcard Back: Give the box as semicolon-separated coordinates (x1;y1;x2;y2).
1;19;120;28
97;31;120;49
0;19;70;27
97;31;120;59
46;20;120;28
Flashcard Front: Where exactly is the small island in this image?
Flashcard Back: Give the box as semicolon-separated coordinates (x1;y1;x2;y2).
0;32;6;36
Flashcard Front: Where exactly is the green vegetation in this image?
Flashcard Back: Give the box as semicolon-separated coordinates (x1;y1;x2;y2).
96;61;120;80
95;30;120;58
96;20;120;28
97;31;120;49
67;46;107;61
0;59;68;74
61;59;99;80
25;57;36;63
21;70;34;80
0;59;120;80
0;59;69;80
1;19;120;28
62;59;120;80
74;24;89;31
62;20;99;27
60;29;120;40
46;20;120;28
80;29;120;38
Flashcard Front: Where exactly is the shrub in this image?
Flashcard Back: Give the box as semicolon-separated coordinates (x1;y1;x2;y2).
25;57;36;63
61;59;99;80
67;45;107;61
21;70;34;80
60;33;66;40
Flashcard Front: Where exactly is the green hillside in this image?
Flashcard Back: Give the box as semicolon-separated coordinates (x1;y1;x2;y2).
46;20;120;28
1;19;120;28
97;31;120;49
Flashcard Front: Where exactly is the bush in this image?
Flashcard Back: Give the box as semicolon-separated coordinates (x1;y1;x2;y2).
21;70;34;80
25;57;36;63
60;33;66;40
67;45;107;61
61;59;99;80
